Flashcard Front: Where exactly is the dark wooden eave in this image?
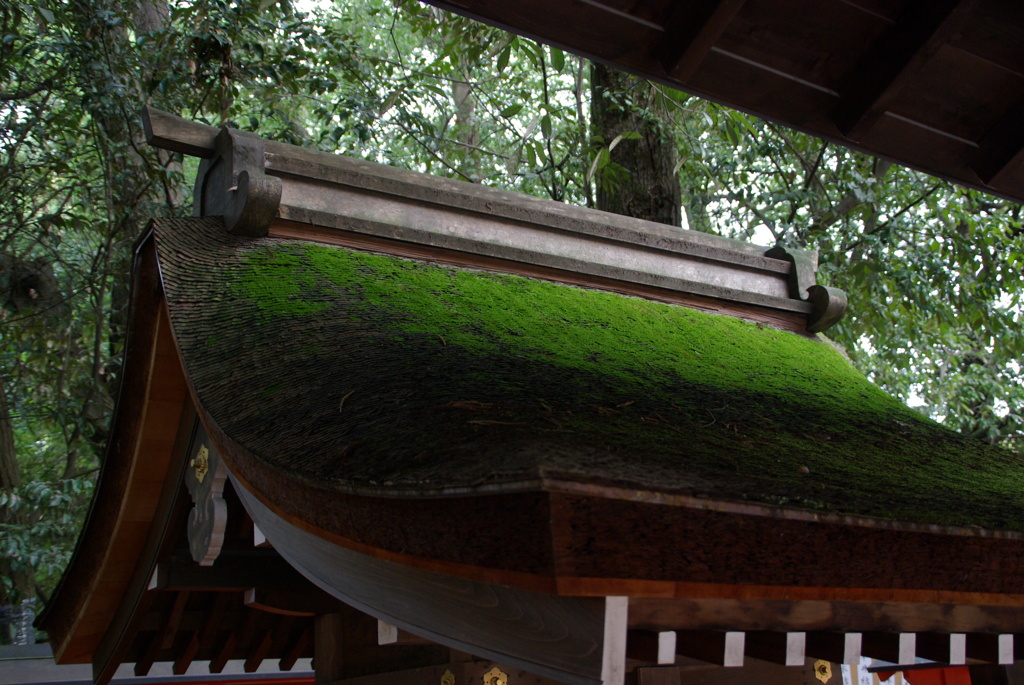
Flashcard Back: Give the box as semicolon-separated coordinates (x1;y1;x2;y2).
417;0;1024;205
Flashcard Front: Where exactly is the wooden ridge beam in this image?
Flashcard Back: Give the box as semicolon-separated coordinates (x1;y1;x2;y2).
142;107;217;158
656;0;747;80
831;0;977;140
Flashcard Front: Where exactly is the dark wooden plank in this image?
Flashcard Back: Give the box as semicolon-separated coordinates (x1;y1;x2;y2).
155;549;314;591
831;0;978;140
804;632;860;665
860;632;915;664
915;632;966;665
232;476;624;685
968;633;1014;664
969;664;1014;685
744;632;805;667
657;0;747;80
142;106;218;158
675;631;744;667
627;630;676;665
636;666;681;685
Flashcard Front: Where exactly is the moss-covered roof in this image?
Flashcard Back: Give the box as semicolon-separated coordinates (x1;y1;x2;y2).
155;217;1024;531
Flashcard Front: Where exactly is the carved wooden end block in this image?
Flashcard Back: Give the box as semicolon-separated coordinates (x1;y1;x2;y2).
183;422;227;566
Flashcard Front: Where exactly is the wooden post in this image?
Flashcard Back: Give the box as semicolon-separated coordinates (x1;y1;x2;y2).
314;614;345;685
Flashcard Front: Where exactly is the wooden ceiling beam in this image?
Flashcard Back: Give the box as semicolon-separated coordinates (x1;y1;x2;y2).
831;0;977;141
656;0;747;81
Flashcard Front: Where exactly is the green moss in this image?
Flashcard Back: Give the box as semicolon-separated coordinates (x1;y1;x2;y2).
234;250;331;318
224;240;1024;529
241;242;903;418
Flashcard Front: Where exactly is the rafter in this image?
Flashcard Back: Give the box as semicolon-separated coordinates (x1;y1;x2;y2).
657;0;747;80
832;0;978;140
971;98;1024;186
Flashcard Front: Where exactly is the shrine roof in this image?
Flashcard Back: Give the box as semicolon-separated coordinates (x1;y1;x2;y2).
154;216;1024;531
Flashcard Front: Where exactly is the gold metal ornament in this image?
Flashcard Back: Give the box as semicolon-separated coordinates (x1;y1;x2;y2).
814;660;832;683
482;667;507;685
190;445;209;484
440;669;455;685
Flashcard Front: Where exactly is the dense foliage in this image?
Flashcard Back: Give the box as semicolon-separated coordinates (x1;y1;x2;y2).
0;0;1021;608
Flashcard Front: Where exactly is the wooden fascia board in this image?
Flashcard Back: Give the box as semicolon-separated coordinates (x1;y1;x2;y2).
39;234;190;667
187;422;1024;607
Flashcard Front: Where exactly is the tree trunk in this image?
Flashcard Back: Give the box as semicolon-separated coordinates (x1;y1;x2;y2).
590;63;681;225
0;383;33;606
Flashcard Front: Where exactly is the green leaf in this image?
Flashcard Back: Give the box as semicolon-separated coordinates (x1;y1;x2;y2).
500;103;523;118
496;43;512;73
550;47;565;71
